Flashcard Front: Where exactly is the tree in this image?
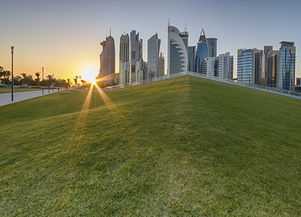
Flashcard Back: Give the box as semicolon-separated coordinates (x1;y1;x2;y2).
74;76;78;86
35;72;41;84
20;73;27;86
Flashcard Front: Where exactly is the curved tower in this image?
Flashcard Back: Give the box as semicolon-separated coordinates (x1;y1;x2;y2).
195;29;209;73
167;25;188;75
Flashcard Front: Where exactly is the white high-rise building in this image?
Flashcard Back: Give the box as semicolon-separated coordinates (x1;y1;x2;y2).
147;33;161;81
218;53;234;81
202;57;217;77
167;25;188;75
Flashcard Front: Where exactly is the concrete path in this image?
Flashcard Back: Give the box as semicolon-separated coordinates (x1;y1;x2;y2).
0;89;61;107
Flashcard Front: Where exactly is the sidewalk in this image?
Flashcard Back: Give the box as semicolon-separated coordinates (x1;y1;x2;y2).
0;89;60;107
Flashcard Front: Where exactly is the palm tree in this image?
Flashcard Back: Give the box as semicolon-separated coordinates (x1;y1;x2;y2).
74;76;78;85
20;73;27;86
35;72;41;84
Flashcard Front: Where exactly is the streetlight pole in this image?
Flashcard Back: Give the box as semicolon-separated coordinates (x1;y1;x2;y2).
42;67;44;95
11;46;14;102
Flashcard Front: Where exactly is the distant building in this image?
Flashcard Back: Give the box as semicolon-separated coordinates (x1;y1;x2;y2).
136;59;147;83
99;35;115;83
207;38;217;57
218;52;234;81
159;52;165;77
195;29;208;73
167;25;188;75
237;48;261;84
119;34;130;84
130;30;143;83
147;33;161;81
265;47;278;87
254;50;263;84
202;57;217;77
188;46;196;72
296;77;301;87
277;41;296;91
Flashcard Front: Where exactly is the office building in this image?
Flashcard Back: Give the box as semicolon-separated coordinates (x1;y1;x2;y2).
99;35;115;83
202;57;217;77
167;25;188;75
195;29;208;73
237;48;261;84
218;52;234;81
188;46;196;72
277;41;296;91
130;30;143;83
147;33;161;81
119;34;130;84
159;52;165;77
207;38;217;57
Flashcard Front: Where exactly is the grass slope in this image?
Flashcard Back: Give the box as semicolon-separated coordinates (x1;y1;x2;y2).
0;76;300;216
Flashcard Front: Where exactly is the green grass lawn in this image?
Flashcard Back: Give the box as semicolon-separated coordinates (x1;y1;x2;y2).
0;88;54;93
0;76;300;216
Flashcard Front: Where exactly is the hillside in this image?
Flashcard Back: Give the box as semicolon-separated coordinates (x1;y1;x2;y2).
0;76;300;216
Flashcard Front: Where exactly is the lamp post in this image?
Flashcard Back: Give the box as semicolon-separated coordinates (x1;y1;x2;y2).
42;67;44;95
11;46;14;102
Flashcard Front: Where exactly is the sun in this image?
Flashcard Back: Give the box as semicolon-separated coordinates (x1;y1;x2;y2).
81;66;98;85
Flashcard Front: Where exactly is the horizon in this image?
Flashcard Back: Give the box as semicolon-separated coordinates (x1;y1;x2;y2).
0;0;300;80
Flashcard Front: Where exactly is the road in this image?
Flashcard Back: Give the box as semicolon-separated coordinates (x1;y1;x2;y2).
0;89;60;107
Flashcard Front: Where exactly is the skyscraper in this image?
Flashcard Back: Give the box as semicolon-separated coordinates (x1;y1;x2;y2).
167;25;188;75
264;47;278;87
119;34;130;84
237;48;261;84
277;41;296;91
99;35;115;83
159;52;165;77
180;31;189;50
147;33;161;81
207;38;217;57
130;30;143;83
195;29;208;73
202;57;217;78
218;52;234;81
188;46;196;72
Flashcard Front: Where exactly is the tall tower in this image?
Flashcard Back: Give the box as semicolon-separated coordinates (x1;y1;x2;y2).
207;38;217;57
119;34;130;84
195;29;208;73
277;41;296;90
147;33;161;81
99;35;115;83
130;30;143;83
167;25;188;75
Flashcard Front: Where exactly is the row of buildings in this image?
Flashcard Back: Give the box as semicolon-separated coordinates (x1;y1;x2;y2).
237;42;296;91
167;26;233;81
99;31;164;85
98;25;297;91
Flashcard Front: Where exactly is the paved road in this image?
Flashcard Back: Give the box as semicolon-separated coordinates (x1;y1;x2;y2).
0;89;60;107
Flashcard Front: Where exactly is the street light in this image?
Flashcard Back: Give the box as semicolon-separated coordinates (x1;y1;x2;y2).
11;46;14;102
42;67;44;95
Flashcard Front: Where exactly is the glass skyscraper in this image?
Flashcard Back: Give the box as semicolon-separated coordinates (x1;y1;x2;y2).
188;46;196;72
237;49;256;84
167;25;188;75
207;38;217;57
147;33;161;81
195;29;208;73
277;41;296;91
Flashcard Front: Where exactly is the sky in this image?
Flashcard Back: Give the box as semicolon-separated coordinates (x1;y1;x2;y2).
0;0;300;79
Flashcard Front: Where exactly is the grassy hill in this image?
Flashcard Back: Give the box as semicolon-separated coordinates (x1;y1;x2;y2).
0;76;300;216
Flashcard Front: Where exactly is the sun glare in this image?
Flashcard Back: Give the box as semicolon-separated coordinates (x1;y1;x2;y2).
81;66;98;84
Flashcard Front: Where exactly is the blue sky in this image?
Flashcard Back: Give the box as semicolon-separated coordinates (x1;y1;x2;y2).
0;0;300;79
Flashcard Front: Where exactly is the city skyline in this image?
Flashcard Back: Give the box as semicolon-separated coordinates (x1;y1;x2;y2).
0;0;300;79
